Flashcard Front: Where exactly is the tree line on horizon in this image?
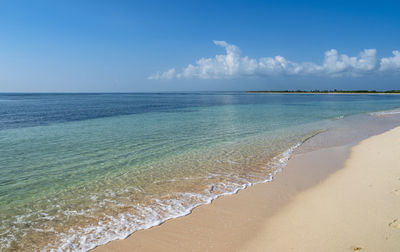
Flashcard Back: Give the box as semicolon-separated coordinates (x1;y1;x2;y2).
247;89;400;94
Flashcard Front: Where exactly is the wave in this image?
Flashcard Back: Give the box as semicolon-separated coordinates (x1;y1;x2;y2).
369;108;400;116
43;139;308;252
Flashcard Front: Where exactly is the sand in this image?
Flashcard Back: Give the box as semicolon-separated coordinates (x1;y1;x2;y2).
94;127;400;251
242;126;400;251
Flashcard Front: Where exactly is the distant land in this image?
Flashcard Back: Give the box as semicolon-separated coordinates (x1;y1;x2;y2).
247;90;400;94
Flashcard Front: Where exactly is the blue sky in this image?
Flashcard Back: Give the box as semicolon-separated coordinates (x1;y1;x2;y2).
0;0;399;92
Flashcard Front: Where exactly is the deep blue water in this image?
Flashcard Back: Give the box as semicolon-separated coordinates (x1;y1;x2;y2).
2;92;400;130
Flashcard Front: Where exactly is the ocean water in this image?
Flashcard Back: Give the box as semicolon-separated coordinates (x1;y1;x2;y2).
1;92;400;251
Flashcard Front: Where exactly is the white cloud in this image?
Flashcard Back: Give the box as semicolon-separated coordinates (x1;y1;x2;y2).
380;50;400;72
149;41;400;80
148;68;176;80
322;49;378;75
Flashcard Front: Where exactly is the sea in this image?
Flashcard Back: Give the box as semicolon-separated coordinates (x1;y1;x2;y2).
1;92;400;251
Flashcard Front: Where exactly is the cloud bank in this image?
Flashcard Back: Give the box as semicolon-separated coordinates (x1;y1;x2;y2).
149;41;400;80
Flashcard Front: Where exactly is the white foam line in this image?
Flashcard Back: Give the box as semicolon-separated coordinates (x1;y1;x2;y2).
369;108;400;116
45;142;303;252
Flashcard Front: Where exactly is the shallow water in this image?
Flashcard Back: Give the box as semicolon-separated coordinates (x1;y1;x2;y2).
1;92;400;251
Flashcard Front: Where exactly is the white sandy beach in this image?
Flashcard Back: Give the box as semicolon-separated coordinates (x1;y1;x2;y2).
242;126;400;251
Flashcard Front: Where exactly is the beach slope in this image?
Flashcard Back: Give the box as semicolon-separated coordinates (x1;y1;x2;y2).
242;126;400;251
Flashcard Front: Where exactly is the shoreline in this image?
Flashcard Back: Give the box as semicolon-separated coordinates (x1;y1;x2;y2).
242;126;400;251
94;125;400;251
92;142;352;250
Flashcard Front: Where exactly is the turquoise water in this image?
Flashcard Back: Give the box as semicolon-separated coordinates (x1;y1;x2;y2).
1;93;400;251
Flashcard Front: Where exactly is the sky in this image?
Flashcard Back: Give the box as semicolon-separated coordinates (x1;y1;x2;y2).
0;0;400;92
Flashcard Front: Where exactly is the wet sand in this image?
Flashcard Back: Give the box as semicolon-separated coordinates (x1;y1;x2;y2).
94;127;400;252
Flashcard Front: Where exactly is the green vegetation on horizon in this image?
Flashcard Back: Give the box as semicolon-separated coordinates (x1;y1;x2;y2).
247;90;400;94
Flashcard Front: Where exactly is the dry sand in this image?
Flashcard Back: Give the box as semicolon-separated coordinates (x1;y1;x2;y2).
242;126;400;252
94;127;400;252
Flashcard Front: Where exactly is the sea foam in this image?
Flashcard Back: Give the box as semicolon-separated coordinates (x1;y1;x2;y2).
44;142;302;252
